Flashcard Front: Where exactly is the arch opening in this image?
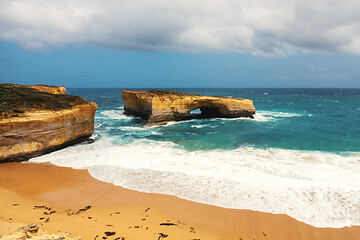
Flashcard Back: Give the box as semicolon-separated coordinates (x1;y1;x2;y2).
189;108;201;116
187;106;223;120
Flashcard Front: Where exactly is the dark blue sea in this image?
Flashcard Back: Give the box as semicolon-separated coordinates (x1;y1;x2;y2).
31;88;360;228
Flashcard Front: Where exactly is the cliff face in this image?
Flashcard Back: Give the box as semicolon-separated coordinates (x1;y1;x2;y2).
0;84;97;163
25;85;67;95
122;90;256;124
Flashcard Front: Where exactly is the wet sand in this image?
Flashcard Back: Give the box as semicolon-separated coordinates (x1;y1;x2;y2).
0;162;359;240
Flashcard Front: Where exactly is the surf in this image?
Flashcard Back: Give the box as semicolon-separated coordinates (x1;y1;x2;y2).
30;138;360;228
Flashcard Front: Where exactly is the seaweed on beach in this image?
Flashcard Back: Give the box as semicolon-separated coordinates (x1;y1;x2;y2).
158;233;168;239
104;231;116;236
0;83;88;119
159;223;176;226
67;205;92;215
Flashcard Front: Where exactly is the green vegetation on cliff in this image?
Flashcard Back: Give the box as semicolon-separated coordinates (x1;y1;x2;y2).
146;89;196;96
0;83;88;118
34;84;58;87
147;90;181;95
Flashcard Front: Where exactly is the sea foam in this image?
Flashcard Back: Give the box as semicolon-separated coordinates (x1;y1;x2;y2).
219;111;303;122
30;139;360;228
100;110;133;120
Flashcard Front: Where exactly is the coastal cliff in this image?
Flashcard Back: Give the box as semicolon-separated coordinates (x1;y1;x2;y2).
122;90;256;124
0;83;98;163
24;85;67;95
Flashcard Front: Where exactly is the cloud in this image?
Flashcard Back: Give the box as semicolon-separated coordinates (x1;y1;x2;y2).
0;0;360;56
306;64;328;71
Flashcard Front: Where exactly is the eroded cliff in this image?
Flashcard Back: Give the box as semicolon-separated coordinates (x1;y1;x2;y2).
0;83;98;162
122;90;256;125
25;84;67;95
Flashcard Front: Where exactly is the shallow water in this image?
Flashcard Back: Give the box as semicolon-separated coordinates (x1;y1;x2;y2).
31;88;360;228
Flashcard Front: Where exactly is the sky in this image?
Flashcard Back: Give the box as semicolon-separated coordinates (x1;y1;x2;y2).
0;0;360;88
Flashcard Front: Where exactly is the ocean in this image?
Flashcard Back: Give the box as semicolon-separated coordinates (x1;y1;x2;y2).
30;88;360;228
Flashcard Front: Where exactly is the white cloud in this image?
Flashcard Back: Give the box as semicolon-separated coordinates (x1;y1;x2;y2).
0;0;360;56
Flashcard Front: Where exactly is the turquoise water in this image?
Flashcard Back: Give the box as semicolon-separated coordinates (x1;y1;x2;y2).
70;88;360;153
31;88;360;228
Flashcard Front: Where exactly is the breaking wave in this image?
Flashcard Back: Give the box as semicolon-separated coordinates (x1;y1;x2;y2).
30;139;360;228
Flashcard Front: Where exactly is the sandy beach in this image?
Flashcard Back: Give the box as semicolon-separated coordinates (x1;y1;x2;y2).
0;162;358;240
2;0;360;238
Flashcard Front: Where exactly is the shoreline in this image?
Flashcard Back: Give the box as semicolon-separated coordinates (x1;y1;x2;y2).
0;162;359;240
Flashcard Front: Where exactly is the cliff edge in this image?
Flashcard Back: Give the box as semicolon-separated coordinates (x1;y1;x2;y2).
24;84;67;95
122;90;256;125
0;83;98;163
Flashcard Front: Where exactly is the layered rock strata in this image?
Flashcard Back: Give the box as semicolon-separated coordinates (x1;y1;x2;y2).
0;83;97;163
25;85;67;95
122;90;256;125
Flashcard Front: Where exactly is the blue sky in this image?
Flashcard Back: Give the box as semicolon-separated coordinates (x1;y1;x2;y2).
1;41;360;88
1;0;360;88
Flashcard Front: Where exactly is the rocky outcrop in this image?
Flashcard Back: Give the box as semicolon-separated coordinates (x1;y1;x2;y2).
25;85;67;95
122;90;256;125
0;84;97;163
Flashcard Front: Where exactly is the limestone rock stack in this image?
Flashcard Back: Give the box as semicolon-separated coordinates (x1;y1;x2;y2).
0;83;97;163
122;90;256;125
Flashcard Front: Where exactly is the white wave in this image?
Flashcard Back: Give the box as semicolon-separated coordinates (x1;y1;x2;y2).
101;110;133;120
89;133;98;140
30;139;360;228
99;109;302;125
118;126;145;131
222;111;303;122
94;116;107;119
253;111;303;122
142;121;188;128
117;126;162;135
191;124;206;128
264;111;302;118
164;121;183;126
155;120;199;127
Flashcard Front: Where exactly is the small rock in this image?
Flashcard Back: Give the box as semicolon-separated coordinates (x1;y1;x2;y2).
104;231;116;236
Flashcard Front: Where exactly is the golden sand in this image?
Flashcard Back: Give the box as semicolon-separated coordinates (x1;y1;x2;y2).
0;162;359;240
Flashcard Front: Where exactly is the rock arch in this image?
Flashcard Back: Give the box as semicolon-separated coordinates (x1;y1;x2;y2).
122;90;256;125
